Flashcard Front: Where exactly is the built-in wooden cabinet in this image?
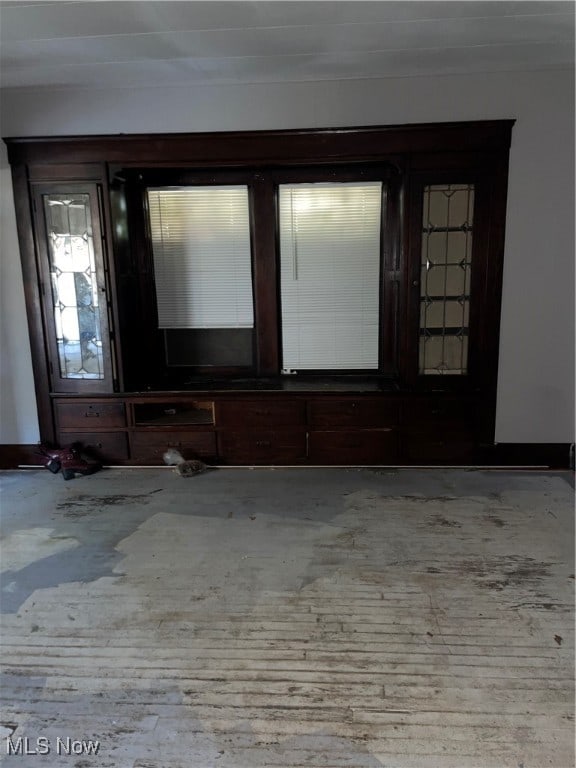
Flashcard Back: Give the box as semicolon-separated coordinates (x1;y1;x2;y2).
5;122;512;466
51;391;480;466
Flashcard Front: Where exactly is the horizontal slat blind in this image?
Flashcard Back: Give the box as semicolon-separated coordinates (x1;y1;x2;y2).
279;182;382;370
147;186;254;329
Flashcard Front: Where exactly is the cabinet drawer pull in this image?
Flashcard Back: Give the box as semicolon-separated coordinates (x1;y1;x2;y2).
84;411;100;418
255;440;271;448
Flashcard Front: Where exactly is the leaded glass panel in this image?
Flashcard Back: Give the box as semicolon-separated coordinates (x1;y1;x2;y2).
419;183;474;375
43;194;104;379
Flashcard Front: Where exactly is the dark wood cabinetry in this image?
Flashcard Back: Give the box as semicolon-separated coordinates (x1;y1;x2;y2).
218;429;307;465
309;399;398;428
400;395;478;464
50;390;483;466
56;401;126;429
130;431;217;465
5;122;512;466
217;400;305;428
60;432;130;464
308;429;397;465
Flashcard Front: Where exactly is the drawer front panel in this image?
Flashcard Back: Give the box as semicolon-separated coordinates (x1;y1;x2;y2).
131;431;217;464
57;431;129;464
308;429;397;465
310;399;398;428
133;401;214;426
402;398;475;429
401;430;476;464
218;430;307;464
217;400;305;428
56;401;126;429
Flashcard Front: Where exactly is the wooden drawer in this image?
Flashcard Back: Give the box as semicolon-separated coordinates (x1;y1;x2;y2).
309;398;398;428
308;429;397;465
401;432;477;464
57;431;129;464
217;400;305;428
131;431;217;464
133;401;214;426
218;430;307;464
401;398;476;429
56;401;126;429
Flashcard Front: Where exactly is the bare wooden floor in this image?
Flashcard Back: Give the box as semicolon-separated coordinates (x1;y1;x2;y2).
1;468;574;767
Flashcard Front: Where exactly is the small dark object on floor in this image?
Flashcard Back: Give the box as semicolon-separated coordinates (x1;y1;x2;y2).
36;445;65;474
177;459;207;477
36;443;101;480
554;634;563;646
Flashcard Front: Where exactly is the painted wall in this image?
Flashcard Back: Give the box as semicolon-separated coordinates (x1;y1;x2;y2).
0;142;39;443
1;69;574;444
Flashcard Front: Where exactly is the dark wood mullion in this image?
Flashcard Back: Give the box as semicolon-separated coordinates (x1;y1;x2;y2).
475;154;510;442
100;164;124;391
88;185;115;390
483;153;509;394
109;173;141;391
251;176;280;375
380;172;403;375
401;175;425;389
129;178;165;389
11;166;55;444
466;175;489;392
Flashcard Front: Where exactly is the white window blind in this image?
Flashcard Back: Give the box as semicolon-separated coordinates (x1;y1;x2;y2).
279;182;382;370
147;186;254;329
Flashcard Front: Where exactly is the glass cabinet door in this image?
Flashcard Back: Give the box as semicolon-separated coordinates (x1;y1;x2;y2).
412;181;483;389
418;183;475;377
33;184;114;392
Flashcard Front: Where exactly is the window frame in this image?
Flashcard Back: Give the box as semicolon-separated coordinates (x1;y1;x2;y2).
404;169;499;393
121;163;405;385
94;124;511;394
269;164;401;377
124;168;260;385
31;181;116;394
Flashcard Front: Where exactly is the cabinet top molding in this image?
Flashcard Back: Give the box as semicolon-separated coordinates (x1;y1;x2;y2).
4;120;514;167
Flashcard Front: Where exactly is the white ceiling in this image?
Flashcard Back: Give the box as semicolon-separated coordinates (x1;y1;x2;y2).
0;1;574;90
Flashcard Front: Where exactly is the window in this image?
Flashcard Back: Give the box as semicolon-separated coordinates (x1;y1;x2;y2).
279;182;382;371
147;186;254;368
43;193;105;379
419;184;475;375
140;172;392;378
32;182;115;394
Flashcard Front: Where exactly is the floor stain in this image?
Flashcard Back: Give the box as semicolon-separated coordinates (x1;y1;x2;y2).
57;491;163;515
428;515;462;528
484;513;506;527
451;556;551;592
